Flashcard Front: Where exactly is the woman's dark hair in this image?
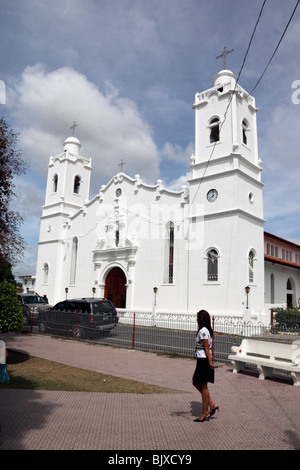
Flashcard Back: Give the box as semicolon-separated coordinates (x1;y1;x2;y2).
197;309;213;336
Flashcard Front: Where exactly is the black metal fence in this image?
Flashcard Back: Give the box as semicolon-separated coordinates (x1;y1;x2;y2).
22;309;300;363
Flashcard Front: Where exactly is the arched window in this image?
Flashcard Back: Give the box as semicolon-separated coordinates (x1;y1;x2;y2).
207;249;219;281
168;222;174;283
248;249;256;283
164;222;174;284
242;119;249;145
53;174;58;192
43;263;49;284
73;175;81;194
209;117;220;143
70;237;78;285
115;229;119;247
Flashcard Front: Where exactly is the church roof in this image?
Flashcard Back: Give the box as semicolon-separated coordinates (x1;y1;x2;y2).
264;231;300;249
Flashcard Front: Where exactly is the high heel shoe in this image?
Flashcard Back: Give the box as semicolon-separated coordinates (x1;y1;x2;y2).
209;405;219;417
193;414;210;422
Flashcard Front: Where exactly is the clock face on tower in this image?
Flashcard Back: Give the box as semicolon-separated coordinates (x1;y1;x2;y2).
207;188;218;202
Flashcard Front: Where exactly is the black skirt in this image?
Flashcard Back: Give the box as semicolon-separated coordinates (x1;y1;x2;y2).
192;358;215;386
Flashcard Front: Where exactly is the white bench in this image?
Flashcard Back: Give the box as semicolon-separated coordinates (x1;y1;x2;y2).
228;339;300;386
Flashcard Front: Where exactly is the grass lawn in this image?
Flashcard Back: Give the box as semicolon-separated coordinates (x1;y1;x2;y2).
0;349;177;394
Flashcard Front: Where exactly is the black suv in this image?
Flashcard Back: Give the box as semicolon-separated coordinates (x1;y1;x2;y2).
38;298;118;339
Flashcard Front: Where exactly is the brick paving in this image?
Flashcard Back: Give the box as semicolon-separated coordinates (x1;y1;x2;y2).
0;332;299;451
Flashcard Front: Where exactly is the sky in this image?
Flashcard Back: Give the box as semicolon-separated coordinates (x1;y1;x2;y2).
0;0;300;278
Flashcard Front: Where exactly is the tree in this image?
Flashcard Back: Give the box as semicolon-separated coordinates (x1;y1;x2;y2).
0;281;23;333
0;255;16;285
0;117;27;265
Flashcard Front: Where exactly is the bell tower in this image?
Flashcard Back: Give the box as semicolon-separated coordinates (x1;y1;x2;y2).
192;69;260;171
35;133;92;303
188;69;265;319
190;68;264;223
44;135;92;211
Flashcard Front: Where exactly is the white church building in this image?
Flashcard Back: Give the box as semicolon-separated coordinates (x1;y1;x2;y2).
34;69;300;324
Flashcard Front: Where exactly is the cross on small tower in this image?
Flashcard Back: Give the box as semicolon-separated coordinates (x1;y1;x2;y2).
118;158;126;172
216;47;234;69
70;121;78;136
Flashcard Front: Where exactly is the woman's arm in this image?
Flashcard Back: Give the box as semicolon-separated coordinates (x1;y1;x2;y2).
202;339;214;369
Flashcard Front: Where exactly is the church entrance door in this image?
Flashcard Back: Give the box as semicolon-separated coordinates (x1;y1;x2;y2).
104;267;127;308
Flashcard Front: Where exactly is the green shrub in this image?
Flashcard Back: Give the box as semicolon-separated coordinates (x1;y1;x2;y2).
0;281;23;333
274;307;300;328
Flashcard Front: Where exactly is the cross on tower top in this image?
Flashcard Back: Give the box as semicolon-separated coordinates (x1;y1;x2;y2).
70;121;78;136
216;47;234;69
118;158;126;172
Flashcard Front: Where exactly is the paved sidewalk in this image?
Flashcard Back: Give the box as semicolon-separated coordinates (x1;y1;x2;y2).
0;332;299;451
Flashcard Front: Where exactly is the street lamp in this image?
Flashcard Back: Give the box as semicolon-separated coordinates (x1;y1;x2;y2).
153;287;158;306
245;285;250;309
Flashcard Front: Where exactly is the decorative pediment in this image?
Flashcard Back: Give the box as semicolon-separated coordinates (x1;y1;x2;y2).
93;236;138;265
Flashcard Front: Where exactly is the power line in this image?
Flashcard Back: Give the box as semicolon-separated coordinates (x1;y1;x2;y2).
218;0;267;142
251;0;300;93
236;0;267;84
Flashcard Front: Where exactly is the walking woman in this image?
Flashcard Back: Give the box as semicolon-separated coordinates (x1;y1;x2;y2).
192;309;219;422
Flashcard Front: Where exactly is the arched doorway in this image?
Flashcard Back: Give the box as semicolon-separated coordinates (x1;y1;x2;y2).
104;267;127;308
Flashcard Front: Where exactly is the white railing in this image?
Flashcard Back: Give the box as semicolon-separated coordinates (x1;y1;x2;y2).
117;309;198;330
117;308;245;332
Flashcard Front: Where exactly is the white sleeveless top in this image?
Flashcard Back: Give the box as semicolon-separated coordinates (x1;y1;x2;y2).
195;327;212;358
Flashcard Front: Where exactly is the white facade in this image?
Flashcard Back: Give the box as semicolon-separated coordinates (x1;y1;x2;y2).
35;70;300;323
18;274;36;293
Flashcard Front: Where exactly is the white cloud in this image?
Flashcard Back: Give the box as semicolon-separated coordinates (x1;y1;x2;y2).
167;171;192;191
13;242;38;279
161;141;194;164
8;64;160;192
7;64;162;276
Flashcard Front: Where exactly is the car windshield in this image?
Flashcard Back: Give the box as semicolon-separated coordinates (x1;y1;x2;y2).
23;296;47;304
92;301;114;314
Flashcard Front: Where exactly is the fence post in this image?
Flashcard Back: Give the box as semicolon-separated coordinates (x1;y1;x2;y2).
74;309;78;340
270;309;274;328
212;316;214;360
132;312;135;350
30;307;34;333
